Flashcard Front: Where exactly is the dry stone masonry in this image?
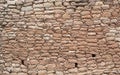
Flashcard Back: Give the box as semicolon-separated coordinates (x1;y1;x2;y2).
0;0;120;75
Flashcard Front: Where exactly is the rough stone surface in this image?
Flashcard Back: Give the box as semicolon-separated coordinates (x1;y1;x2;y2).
0;0;120;75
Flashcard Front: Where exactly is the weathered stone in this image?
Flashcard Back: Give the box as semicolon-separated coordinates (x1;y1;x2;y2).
55;2;62;6
62;13;70;19
68;68;78;73
0;60;5;64
25;0;33;3
95;1;103;6
18;73;28;75
81;11;90;15
88;32;96;36
1;0;120;75
10;73;18;75
111;19;117;23
102;12;111;17
7;1;15;5
44;2;54;7
46;64;56;70
33;4;44;8
102;5;110;9
56;71;64;75
21;6;33;12
115;38;120;42
101;17;110;24
38;71;47;75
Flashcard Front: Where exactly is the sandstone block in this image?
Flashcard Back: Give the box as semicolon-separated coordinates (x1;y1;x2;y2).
102;5;110;9
38;71;47;75
44;2;54;7
55;2;62;6
56;71;64;75
115;38;120;42
7;1;15;5
95;1;103;6
102;12;111;17
68;68;78;73
62;13;70;19
81;11;90;15
18;73;28;75
88;32;96;36
21;6;33;12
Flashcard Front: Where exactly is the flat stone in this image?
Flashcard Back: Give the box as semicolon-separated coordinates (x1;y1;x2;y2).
94;20;101;24
79;67;87;72
21;6;33;12
15;0;23;5
95;1;103;6
102;12;111;17
0;60;5;64
106;33;115;36
116;27;120;31
25;0;33;3
106;37;115;41
62;13;70;19
10;73;18;75
33;4;44;8
102;5;110;9
44;2;54;7
115;38;120;41
101;17;110;24
38;70;47;75
56;71;64;75
81;11;90;15
68;68;78;73
88;32;96;36
18;73;28;75
111;19;117;23
55;2;62;6
7;1;15;5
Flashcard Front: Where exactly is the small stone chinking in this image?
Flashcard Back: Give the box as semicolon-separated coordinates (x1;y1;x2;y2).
0;0;120;75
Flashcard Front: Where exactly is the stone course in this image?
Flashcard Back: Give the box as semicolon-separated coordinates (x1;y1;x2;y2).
0;0;120;75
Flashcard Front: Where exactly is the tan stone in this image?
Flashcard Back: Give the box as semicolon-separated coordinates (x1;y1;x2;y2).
81;11;90;15
95;1;103;6
46;64;56;70
29;60;39;65
18;73;28;75
102;12;111;17
38;71;47;75
62;13;70;19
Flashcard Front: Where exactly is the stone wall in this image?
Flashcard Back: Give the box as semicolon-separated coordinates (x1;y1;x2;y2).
0;0;120;75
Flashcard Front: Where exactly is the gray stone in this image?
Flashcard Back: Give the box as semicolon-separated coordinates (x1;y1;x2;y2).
44;2;54;7
101;17;110;24
102;5;109;9
0;60;5;64
33;4;44;8
7;1;15;5
21;6;33;12
111;19;117;23
106;33;115;36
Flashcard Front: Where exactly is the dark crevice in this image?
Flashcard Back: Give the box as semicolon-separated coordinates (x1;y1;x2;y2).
75;63;78;67
21;60;25;65
1;25;6;28
92;54;96;57
9;70;12;73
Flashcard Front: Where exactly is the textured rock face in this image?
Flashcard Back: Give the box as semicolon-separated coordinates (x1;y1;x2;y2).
0;0;120;75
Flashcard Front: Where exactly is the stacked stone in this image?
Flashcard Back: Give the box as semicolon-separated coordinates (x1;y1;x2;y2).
0;0;120;75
